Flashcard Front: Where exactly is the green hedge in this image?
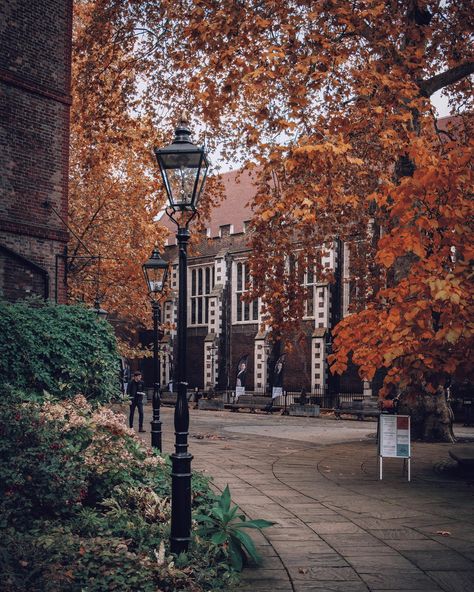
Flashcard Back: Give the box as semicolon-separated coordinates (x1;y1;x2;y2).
0;299;120;404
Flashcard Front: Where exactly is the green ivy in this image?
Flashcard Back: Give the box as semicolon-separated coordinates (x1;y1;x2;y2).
0;299;119;404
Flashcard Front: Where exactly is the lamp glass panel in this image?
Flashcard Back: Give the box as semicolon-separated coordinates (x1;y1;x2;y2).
146;266;166;294
164;166;199;208
158;149;207;209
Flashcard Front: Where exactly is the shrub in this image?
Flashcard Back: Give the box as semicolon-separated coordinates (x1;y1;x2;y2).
0;299;120;403
0;390;240;591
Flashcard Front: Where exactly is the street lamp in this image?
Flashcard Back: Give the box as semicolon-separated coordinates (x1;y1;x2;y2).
93;298;108;320
154;115;209;554
143;247;169;452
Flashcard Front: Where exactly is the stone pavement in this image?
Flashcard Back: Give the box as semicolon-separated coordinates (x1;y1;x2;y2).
135;406;474;592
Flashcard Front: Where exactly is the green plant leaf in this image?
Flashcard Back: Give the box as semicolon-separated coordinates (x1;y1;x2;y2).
228;538;243;572
232;529;260;565
219;485;231;513
235;519;275;529
211;531;228;545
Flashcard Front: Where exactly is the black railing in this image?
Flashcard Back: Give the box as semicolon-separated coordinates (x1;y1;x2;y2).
152;387;365;410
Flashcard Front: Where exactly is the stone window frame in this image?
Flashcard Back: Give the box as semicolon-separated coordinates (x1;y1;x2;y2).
232;259;259;324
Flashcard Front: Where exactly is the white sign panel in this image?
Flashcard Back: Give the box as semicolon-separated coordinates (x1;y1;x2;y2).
379;415;410;458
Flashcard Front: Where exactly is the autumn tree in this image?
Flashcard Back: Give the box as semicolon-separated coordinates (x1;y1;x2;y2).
73;1;472;439
148;0;472;440
70;1;224;353
69;1;163;340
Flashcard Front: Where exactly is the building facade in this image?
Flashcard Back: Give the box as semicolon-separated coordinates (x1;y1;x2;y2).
148;170;364;397
0;0;73;303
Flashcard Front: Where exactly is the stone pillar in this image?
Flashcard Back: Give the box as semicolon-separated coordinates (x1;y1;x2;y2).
254;330;268;393
311;328;327;394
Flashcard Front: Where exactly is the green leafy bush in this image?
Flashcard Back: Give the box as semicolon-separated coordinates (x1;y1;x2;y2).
0;299;119;403
196;485;274;571
0;390;240;591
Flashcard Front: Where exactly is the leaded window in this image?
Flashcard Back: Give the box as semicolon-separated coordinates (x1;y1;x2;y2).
235;261;259;322
190;265;215;325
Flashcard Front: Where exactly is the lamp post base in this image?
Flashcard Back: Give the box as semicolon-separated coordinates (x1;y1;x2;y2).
151;383;162;452
170;450;193;554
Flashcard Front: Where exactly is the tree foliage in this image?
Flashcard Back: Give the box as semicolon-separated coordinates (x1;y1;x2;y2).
69;1;225;335
72;2;473;397
69;1;167;327
0;299;119;403
152;0;473;397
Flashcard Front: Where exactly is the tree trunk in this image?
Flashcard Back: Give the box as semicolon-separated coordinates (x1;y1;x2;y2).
398;389;455;443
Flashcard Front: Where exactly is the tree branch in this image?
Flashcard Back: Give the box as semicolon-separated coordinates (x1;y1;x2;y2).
418;61;474;97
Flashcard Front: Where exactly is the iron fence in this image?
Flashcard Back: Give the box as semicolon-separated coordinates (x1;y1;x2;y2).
193;388;365;410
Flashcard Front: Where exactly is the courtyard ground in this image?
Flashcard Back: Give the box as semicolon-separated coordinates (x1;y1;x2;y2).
135;406;474;592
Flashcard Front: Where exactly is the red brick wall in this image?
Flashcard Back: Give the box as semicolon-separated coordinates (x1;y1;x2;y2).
0;0;72;303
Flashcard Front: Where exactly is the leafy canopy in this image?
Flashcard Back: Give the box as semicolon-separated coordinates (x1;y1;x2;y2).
153;0;473;395
72;1;473;393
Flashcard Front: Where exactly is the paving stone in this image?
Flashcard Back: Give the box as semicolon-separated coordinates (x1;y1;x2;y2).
358;570;443;590
240;583;293;592
278;553;348;568
140;408;474;592
400;550;474;571
387;539;451;551
321;533;384;548
271;540;335;554
366;528;429;540
240;568;289;582
308;521;365;534
266;528;323;541
259;555;286;569
345;554;421;571
288;565;361;581
292;583;370;592
427;571;474;592
284;504;341;517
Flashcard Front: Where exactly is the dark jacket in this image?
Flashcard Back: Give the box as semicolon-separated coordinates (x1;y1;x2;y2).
127;379;145;401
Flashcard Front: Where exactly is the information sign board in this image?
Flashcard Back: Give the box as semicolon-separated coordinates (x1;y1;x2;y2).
378;414;411;481
379;415;410;458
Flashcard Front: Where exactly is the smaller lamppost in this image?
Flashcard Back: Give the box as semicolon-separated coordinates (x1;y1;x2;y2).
94;298;108;320
143;246;169;452
209;342;218;392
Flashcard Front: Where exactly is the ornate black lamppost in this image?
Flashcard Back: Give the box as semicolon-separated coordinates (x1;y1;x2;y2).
154;115;209;554
143;247;169;452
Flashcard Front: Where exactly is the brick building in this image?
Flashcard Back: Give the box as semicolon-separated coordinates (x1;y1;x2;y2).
0;0;73;303
142;169;364;397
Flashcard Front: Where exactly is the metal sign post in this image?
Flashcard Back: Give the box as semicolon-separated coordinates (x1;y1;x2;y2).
378;415;411;482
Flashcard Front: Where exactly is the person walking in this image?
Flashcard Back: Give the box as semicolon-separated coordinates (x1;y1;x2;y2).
127;371;146;432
